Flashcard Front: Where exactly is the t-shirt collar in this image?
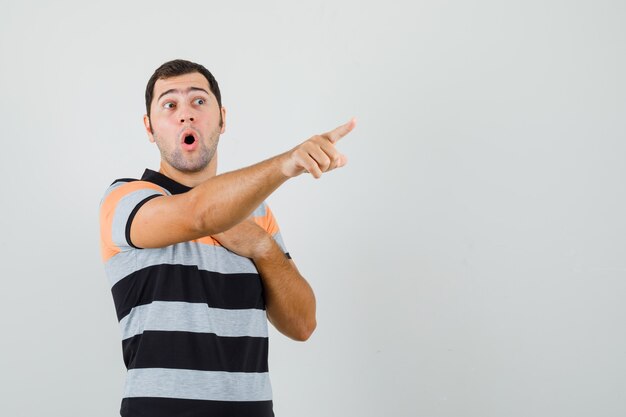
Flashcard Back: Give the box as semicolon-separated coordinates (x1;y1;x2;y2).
141;169;192;195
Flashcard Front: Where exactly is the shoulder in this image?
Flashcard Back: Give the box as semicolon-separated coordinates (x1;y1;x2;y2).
99;178;169;261
100;179;169;209
99;177;169;238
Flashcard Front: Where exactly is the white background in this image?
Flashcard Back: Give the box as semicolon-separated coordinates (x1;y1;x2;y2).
1;1;625;416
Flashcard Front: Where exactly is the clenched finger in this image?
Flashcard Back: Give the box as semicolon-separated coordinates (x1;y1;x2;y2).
308;146;332;172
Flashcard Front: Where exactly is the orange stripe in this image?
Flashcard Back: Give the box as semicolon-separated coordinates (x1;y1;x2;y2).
193;206;281;248
254;205;280;236
99;181;166;262
196;236;222;246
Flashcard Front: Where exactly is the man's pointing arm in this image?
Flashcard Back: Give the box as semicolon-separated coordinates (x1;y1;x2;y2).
130;118;357;249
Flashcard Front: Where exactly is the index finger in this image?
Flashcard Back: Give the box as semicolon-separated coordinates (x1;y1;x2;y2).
323;117;357;144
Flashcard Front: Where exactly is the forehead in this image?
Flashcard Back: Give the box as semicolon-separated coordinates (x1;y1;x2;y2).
153;72;212;99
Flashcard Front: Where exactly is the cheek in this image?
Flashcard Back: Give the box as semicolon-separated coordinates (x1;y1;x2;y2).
153;118;177;135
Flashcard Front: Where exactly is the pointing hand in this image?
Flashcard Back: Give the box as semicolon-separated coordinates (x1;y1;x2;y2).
281;118;357;179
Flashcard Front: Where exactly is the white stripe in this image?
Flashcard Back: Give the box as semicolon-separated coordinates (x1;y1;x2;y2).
111;189;164;248
104;233;289;288
99;181;129;205
119;301;268;340
272;231;288;254
124;368;272;401
251;202;267;217
104;242;258;287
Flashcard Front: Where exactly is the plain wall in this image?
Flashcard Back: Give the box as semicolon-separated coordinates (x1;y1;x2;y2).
1;1;625;416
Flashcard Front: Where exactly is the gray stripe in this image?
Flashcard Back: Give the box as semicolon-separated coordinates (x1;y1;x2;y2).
111;189;166;248
124;368;272;401
251;202;267;217
104;242;258;287
253;202;289;253
100;181;130;205
119;301;268;340
272;231;288;254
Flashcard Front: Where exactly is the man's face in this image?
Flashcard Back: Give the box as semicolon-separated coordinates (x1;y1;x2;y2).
144;72;226;173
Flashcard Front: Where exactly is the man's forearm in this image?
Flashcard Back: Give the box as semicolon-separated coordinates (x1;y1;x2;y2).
131;119;355;249
190;154;290;236
189;118;355;236
252;241;317;341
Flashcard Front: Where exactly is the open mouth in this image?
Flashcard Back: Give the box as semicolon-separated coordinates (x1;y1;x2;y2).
184;134;196;145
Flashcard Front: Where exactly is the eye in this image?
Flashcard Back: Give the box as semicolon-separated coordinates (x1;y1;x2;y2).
194;98;206;105
163;102;175;109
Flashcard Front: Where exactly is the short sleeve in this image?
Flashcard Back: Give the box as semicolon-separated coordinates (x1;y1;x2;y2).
99;180;167;262
252;202;291;259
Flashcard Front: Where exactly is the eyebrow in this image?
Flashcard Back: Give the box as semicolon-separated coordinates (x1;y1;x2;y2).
157;86;210;101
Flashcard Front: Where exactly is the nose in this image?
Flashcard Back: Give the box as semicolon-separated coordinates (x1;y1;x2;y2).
178;104;195;123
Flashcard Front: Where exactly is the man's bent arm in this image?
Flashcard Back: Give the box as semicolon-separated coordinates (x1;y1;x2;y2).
211;218;316;341
253;242;317;341
131;119;355;248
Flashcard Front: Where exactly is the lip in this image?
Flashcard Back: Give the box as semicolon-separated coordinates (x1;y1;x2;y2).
179;128;198;143
179;128;199;151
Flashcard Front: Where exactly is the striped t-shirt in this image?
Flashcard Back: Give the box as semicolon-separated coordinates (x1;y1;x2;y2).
99;169;288;417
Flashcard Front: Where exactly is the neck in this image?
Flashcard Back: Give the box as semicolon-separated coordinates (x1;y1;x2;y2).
158;154;218;188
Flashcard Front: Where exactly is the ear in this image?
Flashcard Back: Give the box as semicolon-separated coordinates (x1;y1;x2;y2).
220;106;227;134
143;114;155;143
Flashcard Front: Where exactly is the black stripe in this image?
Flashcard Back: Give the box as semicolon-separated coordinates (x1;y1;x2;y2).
122;330;268;372
112;264;265;321
125;194;162;249
121;397;274;417
141;168;192;195
111;178;138;186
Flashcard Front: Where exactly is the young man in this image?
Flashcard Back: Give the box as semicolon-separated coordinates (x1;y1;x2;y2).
99;59;355;417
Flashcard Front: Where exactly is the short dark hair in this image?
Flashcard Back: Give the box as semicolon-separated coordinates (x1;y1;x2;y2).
145;59;222;121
